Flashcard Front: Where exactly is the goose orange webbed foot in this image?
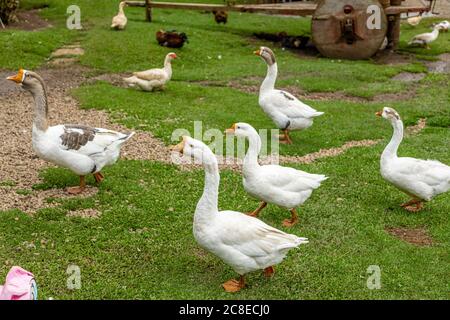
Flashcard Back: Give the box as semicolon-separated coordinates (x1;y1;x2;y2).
400;199;423;212
263;266;275;278
282;208;299;227
66;176;86;195
93;172;105;183
246;202;267;218
222;276;246;293
404;203;424;212
66;186;85;195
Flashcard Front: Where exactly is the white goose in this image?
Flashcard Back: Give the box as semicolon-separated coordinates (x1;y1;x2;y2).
437;20;450;32
226;123;327;227
254;46;323;144
124;52;177;91
377;107;450;212
170;136;308;292
408;24;443;49
407;15;422;27
111;1;127;30
7;69;134;194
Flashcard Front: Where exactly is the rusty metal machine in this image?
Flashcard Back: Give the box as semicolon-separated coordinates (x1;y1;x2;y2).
312;0;388;59
125;0;433;59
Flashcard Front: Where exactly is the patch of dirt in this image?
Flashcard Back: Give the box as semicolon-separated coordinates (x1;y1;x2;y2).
67;208;101;218
88;73;130;87
278;139;381;164
425;53;450;74
374;51;415;66
0;187;98;214
0;9;51;31
405;118;426;135
51;47;85;58
385;227;433;246
371;90;417;102
392;72;426;82
283;86;368;103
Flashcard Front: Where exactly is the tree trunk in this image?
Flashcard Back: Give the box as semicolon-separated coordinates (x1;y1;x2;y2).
0;0;20;25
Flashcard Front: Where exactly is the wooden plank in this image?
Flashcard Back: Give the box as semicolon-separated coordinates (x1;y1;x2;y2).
125;1;429;16
385;5;429;14
125;1;316;16
149;2;317;15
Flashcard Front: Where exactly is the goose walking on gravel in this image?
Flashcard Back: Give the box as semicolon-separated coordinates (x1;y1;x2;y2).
376;107;450;212
7;69;134;194
170;136;308;292
254;46;324;144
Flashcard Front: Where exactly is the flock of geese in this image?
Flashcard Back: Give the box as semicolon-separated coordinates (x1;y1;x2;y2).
4;9;450;293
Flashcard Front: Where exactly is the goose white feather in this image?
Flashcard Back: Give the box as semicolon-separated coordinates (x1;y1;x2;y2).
170;136;308;292
226;123;327;226
7;69;134;193
377;107;450;211
124;53;177;91
254;46;323;144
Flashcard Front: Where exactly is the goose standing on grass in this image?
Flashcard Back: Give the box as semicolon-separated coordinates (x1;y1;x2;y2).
170;137;308;292
376;107;450;212
408;24;443;49
124;52;177;91
437;20;450;32
111;1;127;30
226;123;327;227
407;15;422;27
7;69;135;194
254;47;324;144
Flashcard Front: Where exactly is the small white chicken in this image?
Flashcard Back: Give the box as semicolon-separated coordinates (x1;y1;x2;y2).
407;15;422;27
408;24;443;49
124;53;177;91
111;1;127;30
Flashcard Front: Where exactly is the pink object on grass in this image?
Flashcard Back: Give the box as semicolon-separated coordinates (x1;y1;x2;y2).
0;266;37;300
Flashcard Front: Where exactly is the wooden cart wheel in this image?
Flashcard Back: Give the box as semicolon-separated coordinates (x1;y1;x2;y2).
312;0;388;59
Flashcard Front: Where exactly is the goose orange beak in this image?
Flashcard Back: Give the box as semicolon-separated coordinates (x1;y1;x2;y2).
253;49;261;56
375;111;383;117
6;69;25;83
170;136;186;154
224;123;236;135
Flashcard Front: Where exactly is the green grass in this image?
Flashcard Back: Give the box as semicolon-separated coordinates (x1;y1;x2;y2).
1;127;448;299
0;0;449;300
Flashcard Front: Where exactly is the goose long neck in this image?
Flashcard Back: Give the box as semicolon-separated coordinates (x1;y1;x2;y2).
243;133;261;175
164;57;172;77
382;119;404;163
260;62;277;93
194;153;219;225
118;3;125;14
29;81;49;132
